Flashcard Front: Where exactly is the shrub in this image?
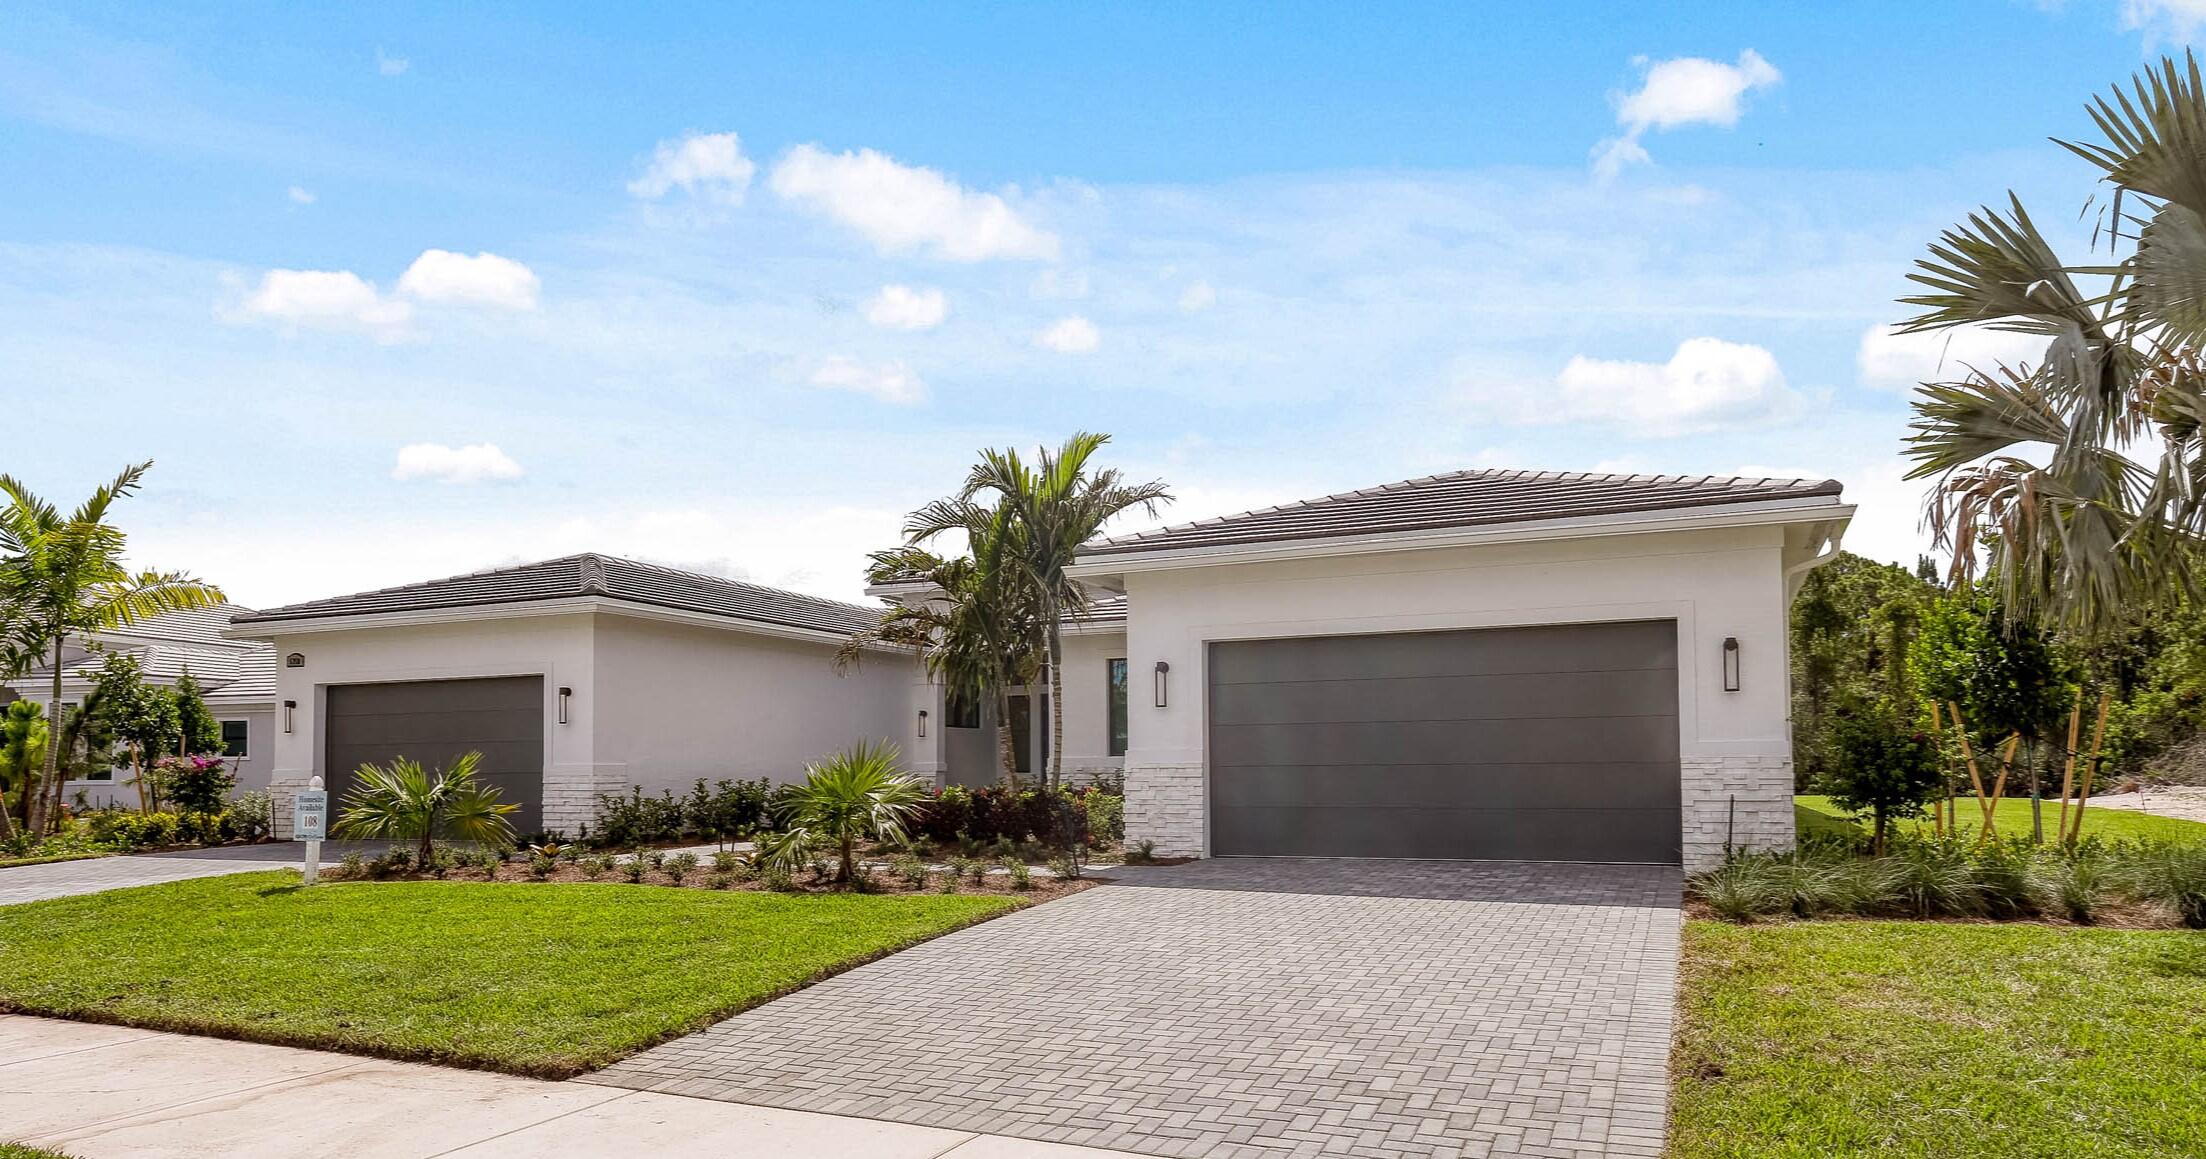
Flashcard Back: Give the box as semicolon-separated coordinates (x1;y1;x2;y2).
425;846;460;879
1047;855;1081;881
339;850;367;878
763;742;928;886
1886;838;1983;917
1127;839;1157;864
230;790;273;842
850;864;884;893
664;851;699;884
156;755;237;814
706;869;735;890
171;810;234;846
1008;860;1033;890
891;854;929;885
622;858;647;884
580;854;612;880
712;850;742;873
1968;838;2039;918
586;786;686;849
936;872;960;894
760;864;796;892
1816;709;1943;853
528;850;558;879
1081;790;1124;844
2035;850;2111;924
1692;859;1782;920
2126;842;2206;928
476;849;504;874
684;777;774;842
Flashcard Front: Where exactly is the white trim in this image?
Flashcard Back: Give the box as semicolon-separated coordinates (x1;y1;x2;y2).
1070;497;1854;582
227;596;893;651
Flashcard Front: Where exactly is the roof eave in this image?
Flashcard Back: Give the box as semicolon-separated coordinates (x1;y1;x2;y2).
1068;496;1855;583
227;595;892;651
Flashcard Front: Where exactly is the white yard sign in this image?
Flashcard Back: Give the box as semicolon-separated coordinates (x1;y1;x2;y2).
295;778;329;884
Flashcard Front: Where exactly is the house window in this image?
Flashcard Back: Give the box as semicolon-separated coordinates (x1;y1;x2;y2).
946;689;981;730
1108;658;1128;756
221;719;250;758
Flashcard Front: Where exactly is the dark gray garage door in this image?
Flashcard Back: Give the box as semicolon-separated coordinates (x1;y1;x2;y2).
325;676;545;837
1209;621;1680;863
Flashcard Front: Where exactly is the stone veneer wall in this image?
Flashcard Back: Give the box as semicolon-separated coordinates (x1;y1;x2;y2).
1123;763;1205;856
1680;755;1794;871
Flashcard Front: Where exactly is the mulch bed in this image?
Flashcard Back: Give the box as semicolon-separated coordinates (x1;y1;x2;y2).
325;857;1100;901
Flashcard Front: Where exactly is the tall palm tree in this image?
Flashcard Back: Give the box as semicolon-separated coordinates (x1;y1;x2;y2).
1902;53;2206;638
0;462;224;837
913;433;1169;789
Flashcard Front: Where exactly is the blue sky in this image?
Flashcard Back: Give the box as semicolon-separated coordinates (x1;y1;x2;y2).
4;1;2199;606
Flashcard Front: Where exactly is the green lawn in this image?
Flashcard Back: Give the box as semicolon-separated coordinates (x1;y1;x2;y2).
0;872;1014;1077
1796;794;2206;843
1672;921;2206;1158
0;1146;75;1159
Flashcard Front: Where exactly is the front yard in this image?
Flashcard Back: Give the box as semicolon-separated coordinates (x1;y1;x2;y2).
0;872;1015;1077
1796;793;2206;843
1671;920;2206;1158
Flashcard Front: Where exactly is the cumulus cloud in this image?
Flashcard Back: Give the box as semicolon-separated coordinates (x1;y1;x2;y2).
1594;50;1781;180
391;442;524;484
233;269;412;338
376;49;408;77
1463;337;1797;435
2123;0;2206;43
864;284;949;330
628;131;756;206
808;356;927;403
1179;280;1217;312
1034;315;1100;353
769;144;1059;261
1856;323;2047;391
395;249;541;310
286;185;315;205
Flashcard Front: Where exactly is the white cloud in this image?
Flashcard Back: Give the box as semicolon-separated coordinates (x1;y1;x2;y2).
1463;337;1796;435
628;131;756;206
769;144;1059;261
391;442;524;484
376;50;409;77
233;268;411;338
1594;50;1781;180
395;249;540;310
864;284;949;331
2123;0;2206;42
1030;268;1089;299
1856;323;2047;391
286;185;315;205
808;356;927;403
1034;315;1100;353
1179;280;1217;312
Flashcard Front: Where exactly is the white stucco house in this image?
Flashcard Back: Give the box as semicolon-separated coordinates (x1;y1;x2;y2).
227;467;1847;870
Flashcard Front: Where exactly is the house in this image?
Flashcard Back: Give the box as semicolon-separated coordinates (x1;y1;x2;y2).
227;467;1848;870
0;605;278;809
227;554;917;839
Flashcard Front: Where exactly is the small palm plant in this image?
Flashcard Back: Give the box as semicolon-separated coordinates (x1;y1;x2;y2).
332;751;517;865
761;741;927;886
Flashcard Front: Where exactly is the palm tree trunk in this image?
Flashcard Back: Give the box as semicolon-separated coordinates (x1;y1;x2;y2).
1046;605;1065;792
31;635;64;835
995;690;1020;788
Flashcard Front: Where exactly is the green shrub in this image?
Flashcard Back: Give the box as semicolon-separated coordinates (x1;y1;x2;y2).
425;846;460;879
2125;841;2206;928
155;755;236;814
706;869;735;890
1968;838;2039;918
528;850;558;879
712;850;742;873
1691;859;1784;921
2034;851;2111;924
1884;840;1982;917
1082;791;1124;844
1008;860;1033;891
760;864;796;892
229;791;273;842
339;850;367;878
1047;855;1081;881
936;872;960;894
1127;839;1157;864
585;786;686;849
664;852;699;884
580;854;612;879
891;854;929;885
622;858;647;884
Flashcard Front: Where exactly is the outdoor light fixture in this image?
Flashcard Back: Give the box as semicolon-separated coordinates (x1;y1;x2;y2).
1722;637;1741;693
558;686;572;725
282;700;296;733
1154;660;1171;708
917;708;929;738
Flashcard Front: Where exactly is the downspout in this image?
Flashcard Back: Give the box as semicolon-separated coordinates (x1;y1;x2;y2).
1782;523;1844;603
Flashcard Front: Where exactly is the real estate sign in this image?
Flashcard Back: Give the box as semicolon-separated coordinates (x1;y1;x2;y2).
294;789;328;840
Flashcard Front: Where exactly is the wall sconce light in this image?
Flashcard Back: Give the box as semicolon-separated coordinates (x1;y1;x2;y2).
558;686;572;725
917;708;929;738
1721;637;1741;693
282;700;296;733
1154;660;1171;708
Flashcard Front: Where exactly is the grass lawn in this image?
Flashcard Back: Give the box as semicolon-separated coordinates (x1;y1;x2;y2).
0;872;1016;1077
0;1146;75;1159
1796;794;2206;843
1672;920;2206;1158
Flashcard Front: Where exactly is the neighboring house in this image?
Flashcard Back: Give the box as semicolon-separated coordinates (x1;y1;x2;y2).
225;467;1849;870
227;555;915;839
0;605;278;809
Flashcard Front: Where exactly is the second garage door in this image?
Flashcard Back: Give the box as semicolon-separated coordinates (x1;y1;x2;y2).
325;676;546;837
1208;620;1680;863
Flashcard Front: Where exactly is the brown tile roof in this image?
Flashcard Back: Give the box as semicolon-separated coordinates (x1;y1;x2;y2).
234;554;886;637
1081;468;1842;558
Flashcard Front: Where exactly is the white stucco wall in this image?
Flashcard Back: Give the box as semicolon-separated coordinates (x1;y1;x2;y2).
1114;523;1807;868
1058;630;1128;786
590;613;915;795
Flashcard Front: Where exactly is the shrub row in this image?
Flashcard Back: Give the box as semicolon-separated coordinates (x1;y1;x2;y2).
1692;833;2206;927
580;778;778;848
909;784;1122;848
581;776;1127;853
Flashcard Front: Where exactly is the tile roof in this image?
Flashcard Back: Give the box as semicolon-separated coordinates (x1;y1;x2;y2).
233;553;887;637
1080;468;1843;558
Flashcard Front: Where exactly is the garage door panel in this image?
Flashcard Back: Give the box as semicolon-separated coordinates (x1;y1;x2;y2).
1211;805;1682;862
326;677;544;838
1208;621;1679;863
1210;763;1683;811
1209;621;1676;685
1209;668;1679;726
1211;715;1679;768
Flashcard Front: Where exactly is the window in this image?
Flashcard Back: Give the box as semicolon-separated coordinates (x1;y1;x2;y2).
1108;658;1128;756
945;689;981;730
221;719;249;758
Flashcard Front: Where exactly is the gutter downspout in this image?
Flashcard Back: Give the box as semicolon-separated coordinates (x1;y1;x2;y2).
1783;523;1844;603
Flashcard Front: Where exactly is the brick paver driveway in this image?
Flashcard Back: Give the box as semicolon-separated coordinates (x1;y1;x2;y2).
0;842;384;906
586;858;1682;1159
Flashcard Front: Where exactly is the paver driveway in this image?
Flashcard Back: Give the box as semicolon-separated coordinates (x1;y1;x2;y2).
587;858;1682;1159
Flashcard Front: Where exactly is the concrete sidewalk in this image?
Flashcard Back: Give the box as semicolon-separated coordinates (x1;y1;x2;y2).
0;1015;1148;1159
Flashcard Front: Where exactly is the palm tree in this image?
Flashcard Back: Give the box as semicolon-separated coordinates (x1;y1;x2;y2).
332;751;518;863
761;741;928;885
912;433;1169;789
1901;54;2206;638
838;522;1043;786
0;462;224;838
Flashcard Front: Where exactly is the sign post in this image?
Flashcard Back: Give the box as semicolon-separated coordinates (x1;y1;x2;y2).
295;776;329;885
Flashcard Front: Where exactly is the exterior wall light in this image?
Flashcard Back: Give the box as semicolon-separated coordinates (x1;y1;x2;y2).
1154;660;1171;708
283;699;296;733
1722;637;1741;693
558;686;572;725
917;708;929;738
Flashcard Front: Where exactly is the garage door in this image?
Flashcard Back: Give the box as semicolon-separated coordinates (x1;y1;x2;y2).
325;676;545;837
1208;621;1679;863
